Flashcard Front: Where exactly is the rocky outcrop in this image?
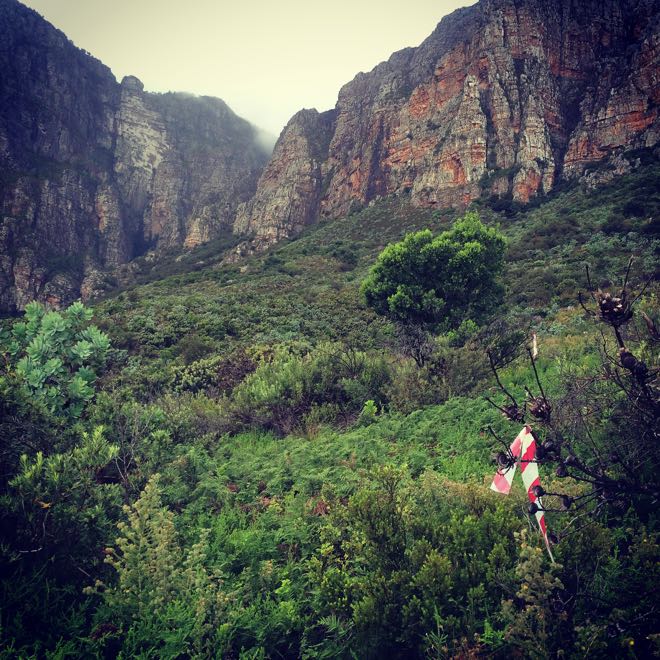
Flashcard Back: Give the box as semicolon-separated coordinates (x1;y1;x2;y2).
234;109;335;251
563;7;660;174
0;0;268;311
111;80;267;254
240;0;659;249
2;0;658;306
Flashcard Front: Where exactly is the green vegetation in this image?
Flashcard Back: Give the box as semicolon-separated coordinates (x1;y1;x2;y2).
1;159;658;658
362;211;506;328
3;301;111;417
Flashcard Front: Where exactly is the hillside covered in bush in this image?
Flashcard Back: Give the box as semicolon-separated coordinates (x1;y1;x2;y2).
1;158;659;658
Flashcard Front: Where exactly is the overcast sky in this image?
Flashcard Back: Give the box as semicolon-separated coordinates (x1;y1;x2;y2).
22;0;476;139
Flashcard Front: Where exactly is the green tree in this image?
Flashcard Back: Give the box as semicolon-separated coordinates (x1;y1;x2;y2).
0;300;112;487
361;212;506;331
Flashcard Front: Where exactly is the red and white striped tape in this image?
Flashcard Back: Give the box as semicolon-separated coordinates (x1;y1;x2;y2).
491;425;555;562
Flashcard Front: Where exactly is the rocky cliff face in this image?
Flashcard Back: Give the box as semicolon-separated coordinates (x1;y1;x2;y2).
0;0;268;311
2;0;658;308
239;0;659;249
234;109;336;251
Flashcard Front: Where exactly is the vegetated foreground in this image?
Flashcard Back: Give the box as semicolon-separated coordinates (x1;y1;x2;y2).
0;160;658;658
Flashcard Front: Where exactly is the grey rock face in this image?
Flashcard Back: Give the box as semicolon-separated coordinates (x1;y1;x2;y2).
234;108;336;252
0;0;268;311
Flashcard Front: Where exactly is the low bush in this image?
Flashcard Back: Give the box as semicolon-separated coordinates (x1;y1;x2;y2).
230;343;392;435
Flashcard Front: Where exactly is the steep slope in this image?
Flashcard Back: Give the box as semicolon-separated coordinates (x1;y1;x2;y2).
237;0;659;249
95;157;659;368
234;109;336;252
0;0;268;311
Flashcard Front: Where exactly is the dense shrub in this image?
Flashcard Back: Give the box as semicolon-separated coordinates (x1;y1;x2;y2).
1;301;110;418
304;468;521;658
231;343;392;435
362;212;506;330
171;348;257;394
91;476;229;658
2;159;658;657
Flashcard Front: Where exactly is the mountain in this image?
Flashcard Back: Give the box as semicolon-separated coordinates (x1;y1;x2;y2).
0;0;269;311
1;2;658;655
1;0;658;311
236;0;659;251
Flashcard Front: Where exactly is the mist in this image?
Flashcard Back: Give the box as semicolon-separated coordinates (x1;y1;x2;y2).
21;0;477;136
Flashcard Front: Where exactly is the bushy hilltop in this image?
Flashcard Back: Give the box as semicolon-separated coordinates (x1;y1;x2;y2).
0;154;657;657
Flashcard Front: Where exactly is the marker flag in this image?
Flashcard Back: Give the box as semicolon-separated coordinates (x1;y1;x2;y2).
490;425;555;562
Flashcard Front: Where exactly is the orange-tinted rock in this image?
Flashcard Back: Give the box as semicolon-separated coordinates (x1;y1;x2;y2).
563;14;660;174
239;0;659;248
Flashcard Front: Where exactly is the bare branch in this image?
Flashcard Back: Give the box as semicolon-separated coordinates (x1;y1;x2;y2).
487;350;520;411
622;256;634;294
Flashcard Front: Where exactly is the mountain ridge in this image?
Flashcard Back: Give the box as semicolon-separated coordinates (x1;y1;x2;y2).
0;0;269;311
236;0;659;252
1;0;658;311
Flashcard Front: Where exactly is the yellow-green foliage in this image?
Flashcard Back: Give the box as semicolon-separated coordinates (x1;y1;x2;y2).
230;343;391;435
500;531;565;658
99;475;229;658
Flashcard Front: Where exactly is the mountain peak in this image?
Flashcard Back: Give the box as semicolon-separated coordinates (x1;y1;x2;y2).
120;75;144;93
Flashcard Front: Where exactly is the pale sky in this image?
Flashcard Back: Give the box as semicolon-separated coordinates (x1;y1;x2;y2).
21;0;476;139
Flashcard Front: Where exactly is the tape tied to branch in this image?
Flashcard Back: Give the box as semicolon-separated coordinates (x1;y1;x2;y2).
490;425;555;562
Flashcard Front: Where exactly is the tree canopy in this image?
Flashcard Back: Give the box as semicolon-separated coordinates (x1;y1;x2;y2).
361;211;506;330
